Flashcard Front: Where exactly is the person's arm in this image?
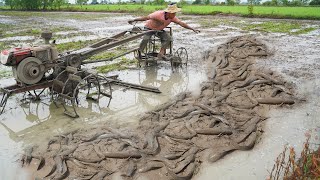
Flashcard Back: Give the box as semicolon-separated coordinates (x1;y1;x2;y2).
174;19;200;33
128;11;164;26
128;16;149;24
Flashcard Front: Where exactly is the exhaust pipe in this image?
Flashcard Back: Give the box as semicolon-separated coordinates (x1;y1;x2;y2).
41;31;52;44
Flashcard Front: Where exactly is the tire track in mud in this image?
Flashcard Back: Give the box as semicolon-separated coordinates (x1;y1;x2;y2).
22;35;296;179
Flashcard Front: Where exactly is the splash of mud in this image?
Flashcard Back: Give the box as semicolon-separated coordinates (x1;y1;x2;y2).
21;35;296;179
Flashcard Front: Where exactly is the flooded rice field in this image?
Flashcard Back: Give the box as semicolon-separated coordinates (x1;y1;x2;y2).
0;11;319;179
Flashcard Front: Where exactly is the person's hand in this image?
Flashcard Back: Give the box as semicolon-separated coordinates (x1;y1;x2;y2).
193;29;200;33
128;20;135;25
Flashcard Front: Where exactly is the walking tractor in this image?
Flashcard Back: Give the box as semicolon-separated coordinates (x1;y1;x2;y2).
0;27;188;118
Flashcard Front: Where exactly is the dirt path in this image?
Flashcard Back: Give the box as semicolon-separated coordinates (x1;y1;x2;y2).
19;35;299;179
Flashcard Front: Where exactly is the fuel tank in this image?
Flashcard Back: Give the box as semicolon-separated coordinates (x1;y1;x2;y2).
0;45;58;66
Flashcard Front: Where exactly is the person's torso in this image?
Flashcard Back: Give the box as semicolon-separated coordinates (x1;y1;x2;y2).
145;11;176;30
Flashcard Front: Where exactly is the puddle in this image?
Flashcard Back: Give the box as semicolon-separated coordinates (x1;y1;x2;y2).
0;16;16;24
0;128;28;180
0;36;35;42
0;11;212;178
0;64;207;179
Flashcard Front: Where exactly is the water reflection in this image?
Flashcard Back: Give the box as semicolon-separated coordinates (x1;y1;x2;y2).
0;63;206;180
0;64;205;178
0;90;112;142
0;64;205;142
137;66;188;107
141;66;189;94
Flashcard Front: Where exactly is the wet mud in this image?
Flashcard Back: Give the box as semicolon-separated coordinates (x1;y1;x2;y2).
20;35;297;179
1;12;319;179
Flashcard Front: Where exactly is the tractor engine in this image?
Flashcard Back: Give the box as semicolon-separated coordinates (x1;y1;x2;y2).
0;32;59;85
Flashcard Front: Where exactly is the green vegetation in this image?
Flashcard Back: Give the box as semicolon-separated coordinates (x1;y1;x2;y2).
2;26;79;38
0;42;10;50
0;11;109;21
241;21;318;34
1;0;320;20
198;18;318;35
310;0;320;5
291;27;317;34
89;51;117;61
199;19;235;28
54;31;93;40
2;28;41;37
51;5;320;20
242;21;301;33
56;40;99;52
268;138;320;179
0;23;11;37
185;6;320;19
96;58;137;73
0;23;11;30
30;29;41;35
0;12;80;38
4;0;67;10
1;4;320;20
62;4;164;13
51;26;78;33
0;70;12;78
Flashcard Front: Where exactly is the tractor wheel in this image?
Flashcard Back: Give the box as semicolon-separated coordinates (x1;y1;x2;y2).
15;57;44;85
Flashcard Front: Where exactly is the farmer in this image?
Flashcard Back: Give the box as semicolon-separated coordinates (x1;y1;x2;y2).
128;3;200;60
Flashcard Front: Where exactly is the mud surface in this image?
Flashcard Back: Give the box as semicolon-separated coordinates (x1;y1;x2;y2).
20;36;297;179
0;12;320;180
195;33;320;180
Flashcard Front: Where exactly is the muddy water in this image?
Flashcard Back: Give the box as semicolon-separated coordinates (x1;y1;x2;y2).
0;12;320;179
0;65;207;178
0;12;211;178
0;12;208;179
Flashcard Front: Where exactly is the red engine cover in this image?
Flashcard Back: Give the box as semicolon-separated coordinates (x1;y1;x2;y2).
0;47;32;66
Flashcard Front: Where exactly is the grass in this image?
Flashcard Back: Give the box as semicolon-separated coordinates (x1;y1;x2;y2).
56;39;99;53
1;5;319;19
199;18;249;29
0;11;110;20
291;27;317;35
50;5;320;20
0;4;319;20
96;57;137;73
89;51;117;61
3;27;76;38
268;138;320;179
50;26;78;33
198;17;318;35
0;42;10;50
0;7;318;39
185;6;320;19
0;12;79;38
242;21;301;33
0;23;12;37
0;70;12;78
61;4;163;14
54;31;93;40
9;28;43;37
